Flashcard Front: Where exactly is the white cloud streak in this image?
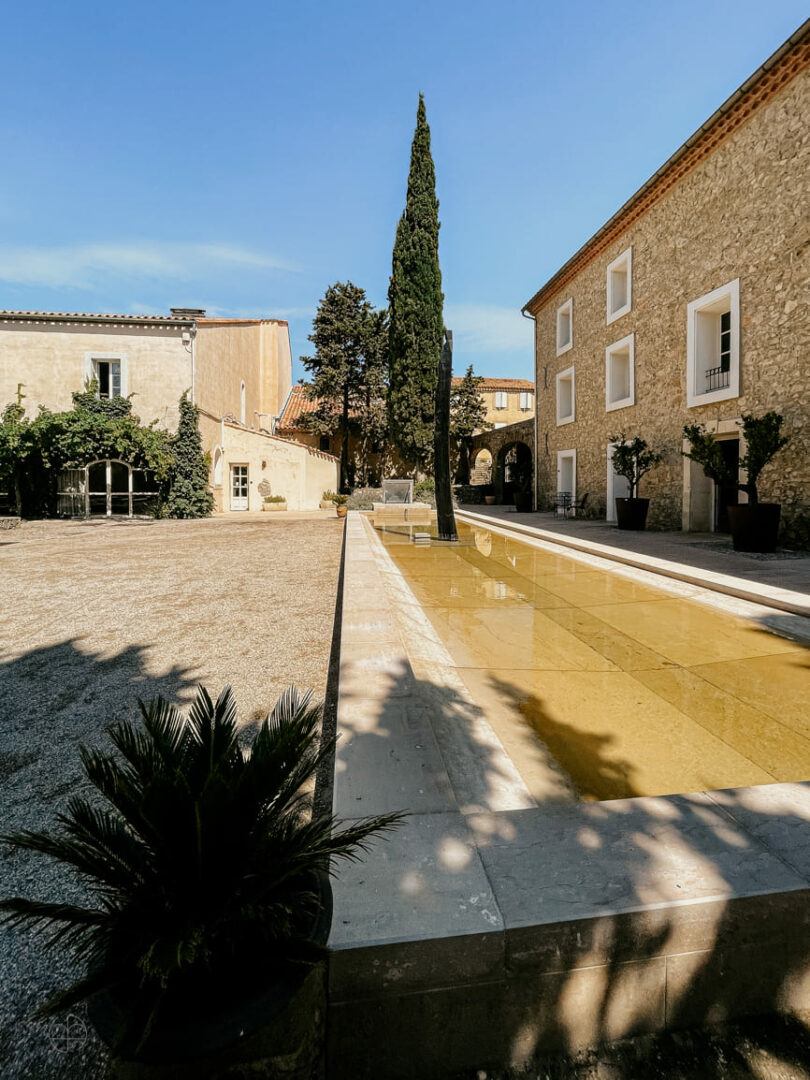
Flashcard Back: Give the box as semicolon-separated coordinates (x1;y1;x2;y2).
444;303;534;355
0;242;292;290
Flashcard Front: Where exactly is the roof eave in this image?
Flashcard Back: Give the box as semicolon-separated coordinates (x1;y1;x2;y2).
522;17;810;315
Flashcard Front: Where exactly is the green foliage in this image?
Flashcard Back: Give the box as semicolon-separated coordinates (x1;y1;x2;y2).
413;478;435;501
450;366;490;483
0;685;403;1049
346;486;381;510
387;94;444;471
300;282;388;491
608;433;663;498
263;495;286;503
331;493;349;506
322;490;339;501
683;412;789;505
165;395;214;519
0;384;173;517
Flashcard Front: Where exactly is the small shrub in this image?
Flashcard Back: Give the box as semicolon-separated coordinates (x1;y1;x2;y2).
413;478;435;502
263;494;286;503
346;487;382;510
322;490;339;502
332;493;349;506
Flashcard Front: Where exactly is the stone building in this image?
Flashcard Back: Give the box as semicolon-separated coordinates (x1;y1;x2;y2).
275;375;535;485
0;309;338;514
471;377;534;430
523;21;810;534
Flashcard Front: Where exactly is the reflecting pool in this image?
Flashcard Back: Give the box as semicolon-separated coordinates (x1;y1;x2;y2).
375;520;810;801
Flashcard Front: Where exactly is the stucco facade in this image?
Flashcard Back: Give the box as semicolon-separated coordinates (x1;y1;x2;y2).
195;318;292;428
200;414;338;513
525;25;810;535
0;315;193;432
472;377;535;429
0;309;338;514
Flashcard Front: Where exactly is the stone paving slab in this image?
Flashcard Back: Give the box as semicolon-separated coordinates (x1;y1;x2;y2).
329;512;810;1080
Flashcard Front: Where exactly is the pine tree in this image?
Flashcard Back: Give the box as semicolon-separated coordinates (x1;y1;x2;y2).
387;94;444;472
166;393;214;518
450;365;490;483
300;282;386;491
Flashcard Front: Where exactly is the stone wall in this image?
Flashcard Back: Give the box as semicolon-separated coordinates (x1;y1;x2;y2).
529;62;810;532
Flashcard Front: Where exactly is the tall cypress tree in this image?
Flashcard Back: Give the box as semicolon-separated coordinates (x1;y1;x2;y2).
166;394;214;518
387;93;444;473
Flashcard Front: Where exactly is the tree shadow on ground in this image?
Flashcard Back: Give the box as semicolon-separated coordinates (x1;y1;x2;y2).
329;653;810;1080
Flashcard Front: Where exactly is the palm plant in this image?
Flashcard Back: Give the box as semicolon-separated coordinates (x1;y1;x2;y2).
0;685;402;1051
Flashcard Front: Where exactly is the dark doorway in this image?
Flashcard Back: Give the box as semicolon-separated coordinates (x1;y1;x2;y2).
715;439;739;533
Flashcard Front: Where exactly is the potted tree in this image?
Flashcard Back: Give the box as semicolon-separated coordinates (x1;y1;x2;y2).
0;685;402;1079
320;490;338;510
331;493;349;518
683;412;789;552
609;433;663;530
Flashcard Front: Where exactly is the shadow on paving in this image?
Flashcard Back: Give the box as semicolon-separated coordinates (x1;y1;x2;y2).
330;653;810;1080
0;637;199;1080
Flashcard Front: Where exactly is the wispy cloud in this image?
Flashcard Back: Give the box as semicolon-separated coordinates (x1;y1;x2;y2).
444;303;533;355
0;242;292;290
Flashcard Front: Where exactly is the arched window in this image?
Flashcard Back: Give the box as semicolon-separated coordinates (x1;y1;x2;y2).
240;381;246;425
213;447;223;486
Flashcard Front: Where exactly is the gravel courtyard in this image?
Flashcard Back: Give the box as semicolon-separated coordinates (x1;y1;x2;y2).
0;512;344;1078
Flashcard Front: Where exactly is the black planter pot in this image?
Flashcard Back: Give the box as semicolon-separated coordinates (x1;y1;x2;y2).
615;497;650;531
89;870;333;1080
513;491;533;513
728;502;781;553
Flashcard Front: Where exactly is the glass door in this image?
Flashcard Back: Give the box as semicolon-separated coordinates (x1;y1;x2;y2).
230;465;249;511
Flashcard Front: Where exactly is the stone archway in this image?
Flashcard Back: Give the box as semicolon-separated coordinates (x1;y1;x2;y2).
496;441;533;505
468;419;535;505
469;447;493;485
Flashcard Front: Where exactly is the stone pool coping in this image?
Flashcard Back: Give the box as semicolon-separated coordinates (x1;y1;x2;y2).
327;512;810;1080
457;508;810;619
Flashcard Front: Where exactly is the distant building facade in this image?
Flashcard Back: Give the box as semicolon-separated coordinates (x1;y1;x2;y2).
0;309;338;513
469;377;534;431
275;376;535;482
524;23;810;533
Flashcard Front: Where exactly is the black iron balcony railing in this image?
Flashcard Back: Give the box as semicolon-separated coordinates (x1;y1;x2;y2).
705;366;730;392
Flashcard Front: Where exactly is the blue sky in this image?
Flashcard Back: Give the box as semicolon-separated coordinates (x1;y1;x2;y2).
1;1;806;383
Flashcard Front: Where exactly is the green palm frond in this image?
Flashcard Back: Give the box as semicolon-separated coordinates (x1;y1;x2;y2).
1;681;406;1046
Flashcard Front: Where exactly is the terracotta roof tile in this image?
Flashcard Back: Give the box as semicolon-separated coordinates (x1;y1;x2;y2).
277;379;534;432
452;377;535;391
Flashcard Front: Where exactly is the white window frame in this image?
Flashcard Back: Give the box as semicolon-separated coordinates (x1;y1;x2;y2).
494;391;507;409
85;353;128;399
556;365;575;426
556;298;573;356
606;246;633;324
605;332;635;412
519;391;533;410
686;278;740;408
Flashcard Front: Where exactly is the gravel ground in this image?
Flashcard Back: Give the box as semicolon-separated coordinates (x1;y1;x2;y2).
0;512;343;1079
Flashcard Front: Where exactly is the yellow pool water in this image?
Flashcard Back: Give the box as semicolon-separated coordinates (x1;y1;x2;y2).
375;521;810;802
